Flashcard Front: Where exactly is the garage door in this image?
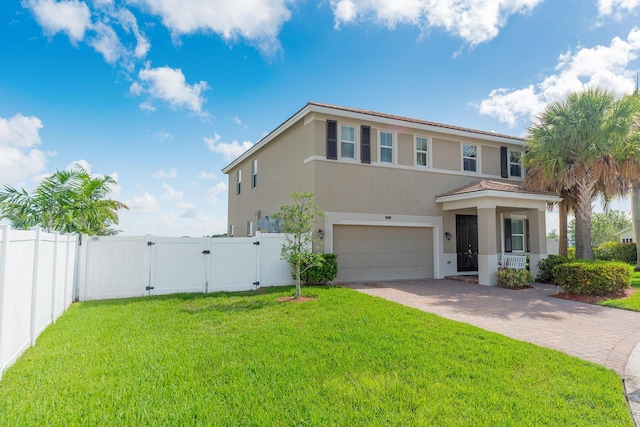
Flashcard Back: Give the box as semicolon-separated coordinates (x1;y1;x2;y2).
333;225;433;282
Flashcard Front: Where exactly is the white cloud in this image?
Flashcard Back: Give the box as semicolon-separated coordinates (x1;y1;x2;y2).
89;21;124;63
162;182;183;200
0;114;47;185
26;0;92;43
233;116;247;128
198;171;216;179
205;134;253;160
131;65;209;114
139;101;156;112
476;28;640;128
598;0;640;16
152;167;178;178
208;181;227;205
126;192;159;213
129;0;291;55
66;159;92;172
330;0;542;46
154;130;174;141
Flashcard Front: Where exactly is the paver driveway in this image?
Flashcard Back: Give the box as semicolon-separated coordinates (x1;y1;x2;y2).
346;279;640;422
346;279;640;373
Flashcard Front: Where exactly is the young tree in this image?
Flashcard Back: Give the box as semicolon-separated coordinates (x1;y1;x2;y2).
274;191;325;299
0;164;128;235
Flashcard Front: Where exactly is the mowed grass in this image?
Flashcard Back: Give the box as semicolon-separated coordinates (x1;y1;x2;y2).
600;270;640;311
0;286;632;426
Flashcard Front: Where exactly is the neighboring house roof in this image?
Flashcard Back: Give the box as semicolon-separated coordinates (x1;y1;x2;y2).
615;227;634;236
435;180;561;204
222;102;525;174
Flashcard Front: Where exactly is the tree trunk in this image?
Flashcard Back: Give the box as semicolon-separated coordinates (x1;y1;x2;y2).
559;201;568;257
295;262;301;298
574;177;594;260
632;183;640;271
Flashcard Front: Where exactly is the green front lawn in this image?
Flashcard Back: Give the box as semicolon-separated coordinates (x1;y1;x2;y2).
600;271;640;311
0;286;632;426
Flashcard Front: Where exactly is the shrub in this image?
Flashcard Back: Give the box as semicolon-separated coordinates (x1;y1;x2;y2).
496;268;535;289
536;255;570;282
567;248;575;259
594;242;636;263
299;253;338;285
552;261;631;296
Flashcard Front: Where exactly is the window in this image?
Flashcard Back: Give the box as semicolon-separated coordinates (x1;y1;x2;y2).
509;150;522;177
252;159;258;188
247;221;253;237
511;219;525;252
379;131;393;163
229;224;234;237
237;170;241;195
416;136;429;167
341;125;355;159
462;144;477;172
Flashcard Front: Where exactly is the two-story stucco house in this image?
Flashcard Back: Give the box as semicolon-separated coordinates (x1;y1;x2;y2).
222;102;560;286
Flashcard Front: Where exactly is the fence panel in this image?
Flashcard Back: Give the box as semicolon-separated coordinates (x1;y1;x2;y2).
209;237;258;292
259;233;291;287
81;236;149;301
150;237;208;295
0;226;76;380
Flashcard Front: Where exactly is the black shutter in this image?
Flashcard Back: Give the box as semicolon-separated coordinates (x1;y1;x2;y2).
361;125;371;164
500;146;509;178
525;219;530;252
326;120;337;160
504;218;512;253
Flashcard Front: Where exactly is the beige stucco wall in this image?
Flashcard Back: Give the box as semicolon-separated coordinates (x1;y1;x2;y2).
482;146;501;176
397;132;413;166
432;138;460;171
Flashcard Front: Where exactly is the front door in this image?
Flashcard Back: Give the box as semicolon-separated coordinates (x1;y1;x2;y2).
456;215;478;272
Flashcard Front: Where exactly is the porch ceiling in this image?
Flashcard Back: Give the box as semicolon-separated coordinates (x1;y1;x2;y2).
435;180;561;211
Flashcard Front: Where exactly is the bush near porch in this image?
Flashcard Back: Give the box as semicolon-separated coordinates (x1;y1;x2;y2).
496;268;535;289
552;261;631;296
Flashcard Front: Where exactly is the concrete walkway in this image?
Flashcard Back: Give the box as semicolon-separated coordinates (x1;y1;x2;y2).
344;279;640;424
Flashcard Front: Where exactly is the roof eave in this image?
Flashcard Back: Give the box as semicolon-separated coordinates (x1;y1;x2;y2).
435;189;561;204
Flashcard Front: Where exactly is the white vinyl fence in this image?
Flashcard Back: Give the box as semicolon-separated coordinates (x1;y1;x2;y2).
0;228;291;379
0;225;77;380
76;232;291;301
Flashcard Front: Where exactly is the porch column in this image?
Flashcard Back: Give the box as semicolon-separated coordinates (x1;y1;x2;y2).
477;207;498;286
528;208;547;279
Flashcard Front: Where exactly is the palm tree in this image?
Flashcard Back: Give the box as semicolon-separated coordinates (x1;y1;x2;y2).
523;88;640;260
0;165;128;235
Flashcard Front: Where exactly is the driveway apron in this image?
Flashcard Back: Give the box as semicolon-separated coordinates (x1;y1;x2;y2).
344;279;640;423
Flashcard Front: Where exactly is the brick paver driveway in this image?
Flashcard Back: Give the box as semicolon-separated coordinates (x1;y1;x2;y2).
345;279;640;375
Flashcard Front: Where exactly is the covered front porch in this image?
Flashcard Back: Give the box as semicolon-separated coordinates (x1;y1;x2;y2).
436;180;561;286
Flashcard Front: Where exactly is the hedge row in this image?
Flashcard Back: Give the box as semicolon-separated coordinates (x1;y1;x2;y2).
552;261;631;296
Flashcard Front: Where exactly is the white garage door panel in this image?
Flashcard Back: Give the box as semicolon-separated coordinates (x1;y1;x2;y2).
333;225;433;282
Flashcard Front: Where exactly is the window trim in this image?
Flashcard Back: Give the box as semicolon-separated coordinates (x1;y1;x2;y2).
339;124;357;161
509;150;522;178
462;143;479;173
378;130;395;164
415;135;430;168
237;169;242;195
251;159;258;189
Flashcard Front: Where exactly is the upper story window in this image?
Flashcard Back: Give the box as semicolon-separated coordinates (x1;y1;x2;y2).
509;150;522;177
462;144;478;172
416;136;429;167
341;125;356;159
237;170;242;195
379;131;393;163
252;159;258;188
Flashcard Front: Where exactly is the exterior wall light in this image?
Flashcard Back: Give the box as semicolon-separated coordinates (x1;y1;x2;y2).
318;229;325;240
445;231;452;241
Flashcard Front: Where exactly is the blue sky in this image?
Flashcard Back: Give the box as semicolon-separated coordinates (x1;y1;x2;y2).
1;0;640;236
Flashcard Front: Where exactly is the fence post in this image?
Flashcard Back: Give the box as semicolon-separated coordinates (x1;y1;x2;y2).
0;225;9;378
256;231;262;289
76;234;87;302
50;232;59;323
63;234;71;309
29;227;42;346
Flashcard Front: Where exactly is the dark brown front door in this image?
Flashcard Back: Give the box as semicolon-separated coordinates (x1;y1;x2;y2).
456;215;478;272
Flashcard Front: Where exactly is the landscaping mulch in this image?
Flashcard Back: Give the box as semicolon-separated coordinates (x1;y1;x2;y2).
552;287;637;304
